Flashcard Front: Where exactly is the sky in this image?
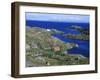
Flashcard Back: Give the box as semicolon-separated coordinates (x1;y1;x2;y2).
26;12;89;23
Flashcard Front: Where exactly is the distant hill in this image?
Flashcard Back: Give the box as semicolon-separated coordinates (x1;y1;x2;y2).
64;25;89;40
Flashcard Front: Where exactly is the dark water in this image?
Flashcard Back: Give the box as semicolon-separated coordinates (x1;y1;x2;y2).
26;20;89;57
26;20;89;29
53;34;89;57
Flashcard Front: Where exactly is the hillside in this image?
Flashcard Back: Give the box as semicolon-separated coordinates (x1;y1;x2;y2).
26;26;89;67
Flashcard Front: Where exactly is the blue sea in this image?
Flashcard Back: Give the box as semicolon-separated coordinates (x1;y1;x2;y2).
26;20;90;57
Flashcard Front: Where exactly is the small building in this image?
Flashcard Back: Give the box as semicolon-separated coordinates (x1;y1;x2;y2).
53;45;61;52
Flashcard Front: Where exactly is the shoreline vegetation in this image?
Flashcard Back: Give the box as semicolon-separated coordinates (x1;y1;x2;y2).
26;26;89;67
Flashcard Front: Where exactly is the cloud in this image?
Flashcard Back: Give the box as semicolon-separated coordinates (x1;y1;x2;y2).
26;12;89;23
